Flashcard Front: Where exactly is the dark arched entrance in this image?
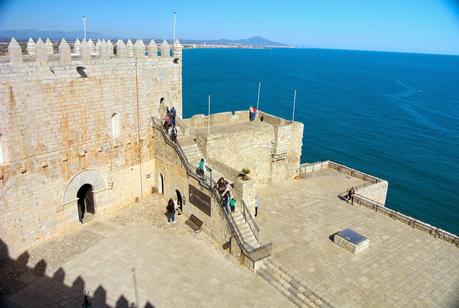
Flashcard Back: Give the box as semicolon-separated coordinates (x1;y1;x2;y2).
175;189;183;214
77;184;94;223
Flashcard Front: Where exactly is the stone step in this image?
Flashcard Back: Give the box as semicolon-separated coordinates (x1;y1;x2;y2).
258;261;331;308
241;232;256;241
257;266;310;308
238;223;250;231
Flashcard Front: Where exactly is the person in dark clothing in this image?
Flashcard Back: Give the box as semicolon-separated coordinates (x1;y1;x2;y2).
171;106;177;126
171;127;177;143
345;187;355;205
222;192;229;206
216;177;227;195
166;198;176;224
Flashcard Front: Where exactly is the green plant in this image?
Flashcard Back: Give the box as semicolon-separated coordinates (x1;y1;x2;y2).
241;168;250;175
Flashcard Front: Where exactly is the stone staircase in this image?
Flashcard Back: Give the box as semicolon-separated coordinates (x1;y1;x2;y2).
179;137;203;166
257;259;332;308
178;136;260;249
231;206;259;248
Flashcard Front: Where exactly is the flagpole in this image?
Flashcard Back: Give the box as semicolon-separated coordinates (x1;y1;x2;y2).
208;95;211;135
292;90;297;122
83;16;87;41
256;81;261;111
173;12;177;43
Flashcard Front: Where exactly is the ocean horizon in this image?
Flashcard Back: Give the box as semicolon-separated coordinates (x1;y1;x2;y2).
183;48;459;235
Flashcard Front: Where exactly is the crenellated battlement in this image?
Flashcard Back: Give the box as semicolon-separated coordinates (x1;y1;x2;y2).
1;37;183;67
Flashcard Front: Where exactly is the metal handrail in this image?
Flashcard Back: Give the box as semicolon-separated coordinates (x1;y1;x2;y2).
151;116;272;261
241;199;260;242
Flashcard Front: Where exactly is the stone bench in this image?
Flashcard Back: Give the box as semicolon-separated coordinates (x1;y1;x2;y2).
333;228;369;254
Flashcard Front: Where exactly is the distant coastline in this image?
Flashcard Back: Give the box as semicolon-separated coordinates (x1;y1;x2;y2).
0;30;294;53
182;43;295;49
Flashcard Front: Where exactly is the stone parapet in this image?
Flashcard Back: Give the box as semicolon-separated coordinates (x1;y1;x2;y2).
0;38;183;66
352;193;459;247
298;160;459;246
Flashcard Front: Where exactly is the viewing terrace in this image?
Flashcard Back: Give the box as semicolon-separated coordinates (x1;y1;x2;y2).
256;165;459;307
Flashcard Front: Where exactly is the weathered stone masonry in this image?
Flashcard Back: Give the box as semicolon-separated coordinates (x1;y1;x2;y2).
0;38;183;256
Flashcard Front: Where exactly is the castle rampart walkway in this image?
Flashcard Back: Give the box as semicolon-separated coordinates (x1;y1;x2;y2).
257;169;459;307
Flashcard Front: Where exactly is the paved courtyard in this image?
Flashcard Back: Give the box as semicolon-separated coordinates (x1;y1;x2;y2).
1;194;292;308
257;169;459;307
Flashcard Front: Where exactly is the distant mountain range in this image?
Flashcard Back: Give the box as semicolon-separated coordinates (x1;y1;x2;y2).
182;36;288;46
0;29;289;46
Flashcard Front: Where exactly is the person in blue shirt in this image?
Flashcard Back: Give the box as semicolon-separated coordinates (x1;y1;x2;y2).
198;158;205;176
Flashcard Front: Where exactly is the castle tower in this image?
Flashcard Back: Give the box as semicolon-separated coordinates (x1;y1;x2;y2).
0;33;183;256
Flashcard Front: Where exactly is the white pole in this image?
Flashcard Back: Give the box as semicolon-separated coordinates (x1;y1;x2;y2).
292;90;297;122
208;95;211;135
83;16;87;41
173;12;176;43
256;81;261;111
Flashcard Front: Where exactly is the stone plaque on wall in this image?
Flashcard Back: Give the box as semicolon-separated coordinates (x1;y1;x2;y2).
189;184;211;216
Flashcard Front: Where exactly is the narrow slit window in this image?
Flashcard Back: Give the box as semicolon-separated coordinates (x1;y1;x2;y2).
111;113;120;137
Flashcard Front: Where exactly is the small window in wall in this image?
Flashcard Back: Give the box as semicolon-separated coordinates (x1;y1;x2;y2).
111;113;120;137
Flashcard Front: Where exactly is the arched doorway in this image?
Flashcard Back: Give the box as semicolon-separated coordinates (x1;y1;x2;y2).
158;174;164;194
175;189;183;214
77;184;94;223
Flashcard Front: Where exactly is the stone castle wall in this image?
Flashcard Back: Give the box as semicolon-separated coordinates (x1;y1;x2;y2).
151;127;231;246
185;111;304;183
0;38;182;256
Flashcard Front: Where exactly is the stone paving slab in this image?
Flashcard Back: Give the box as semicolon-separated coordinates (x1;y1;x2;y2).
257;169;459;308
3;194;293;308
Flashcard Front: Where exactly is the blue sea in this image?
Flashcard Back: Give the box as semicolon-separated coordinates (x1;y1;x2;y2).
182;48;459;235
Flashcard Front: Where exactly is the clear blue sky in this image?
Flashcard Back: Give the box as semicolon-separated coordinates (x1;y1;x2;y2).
1;0;459;55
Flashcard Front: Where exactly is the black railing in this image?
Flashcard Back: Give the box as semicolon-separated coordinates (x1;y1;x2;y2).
151;116;272;262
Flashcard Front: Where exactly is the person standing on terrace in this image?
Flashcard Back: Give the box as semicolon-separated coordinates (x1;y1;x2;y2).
249;106;254;121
